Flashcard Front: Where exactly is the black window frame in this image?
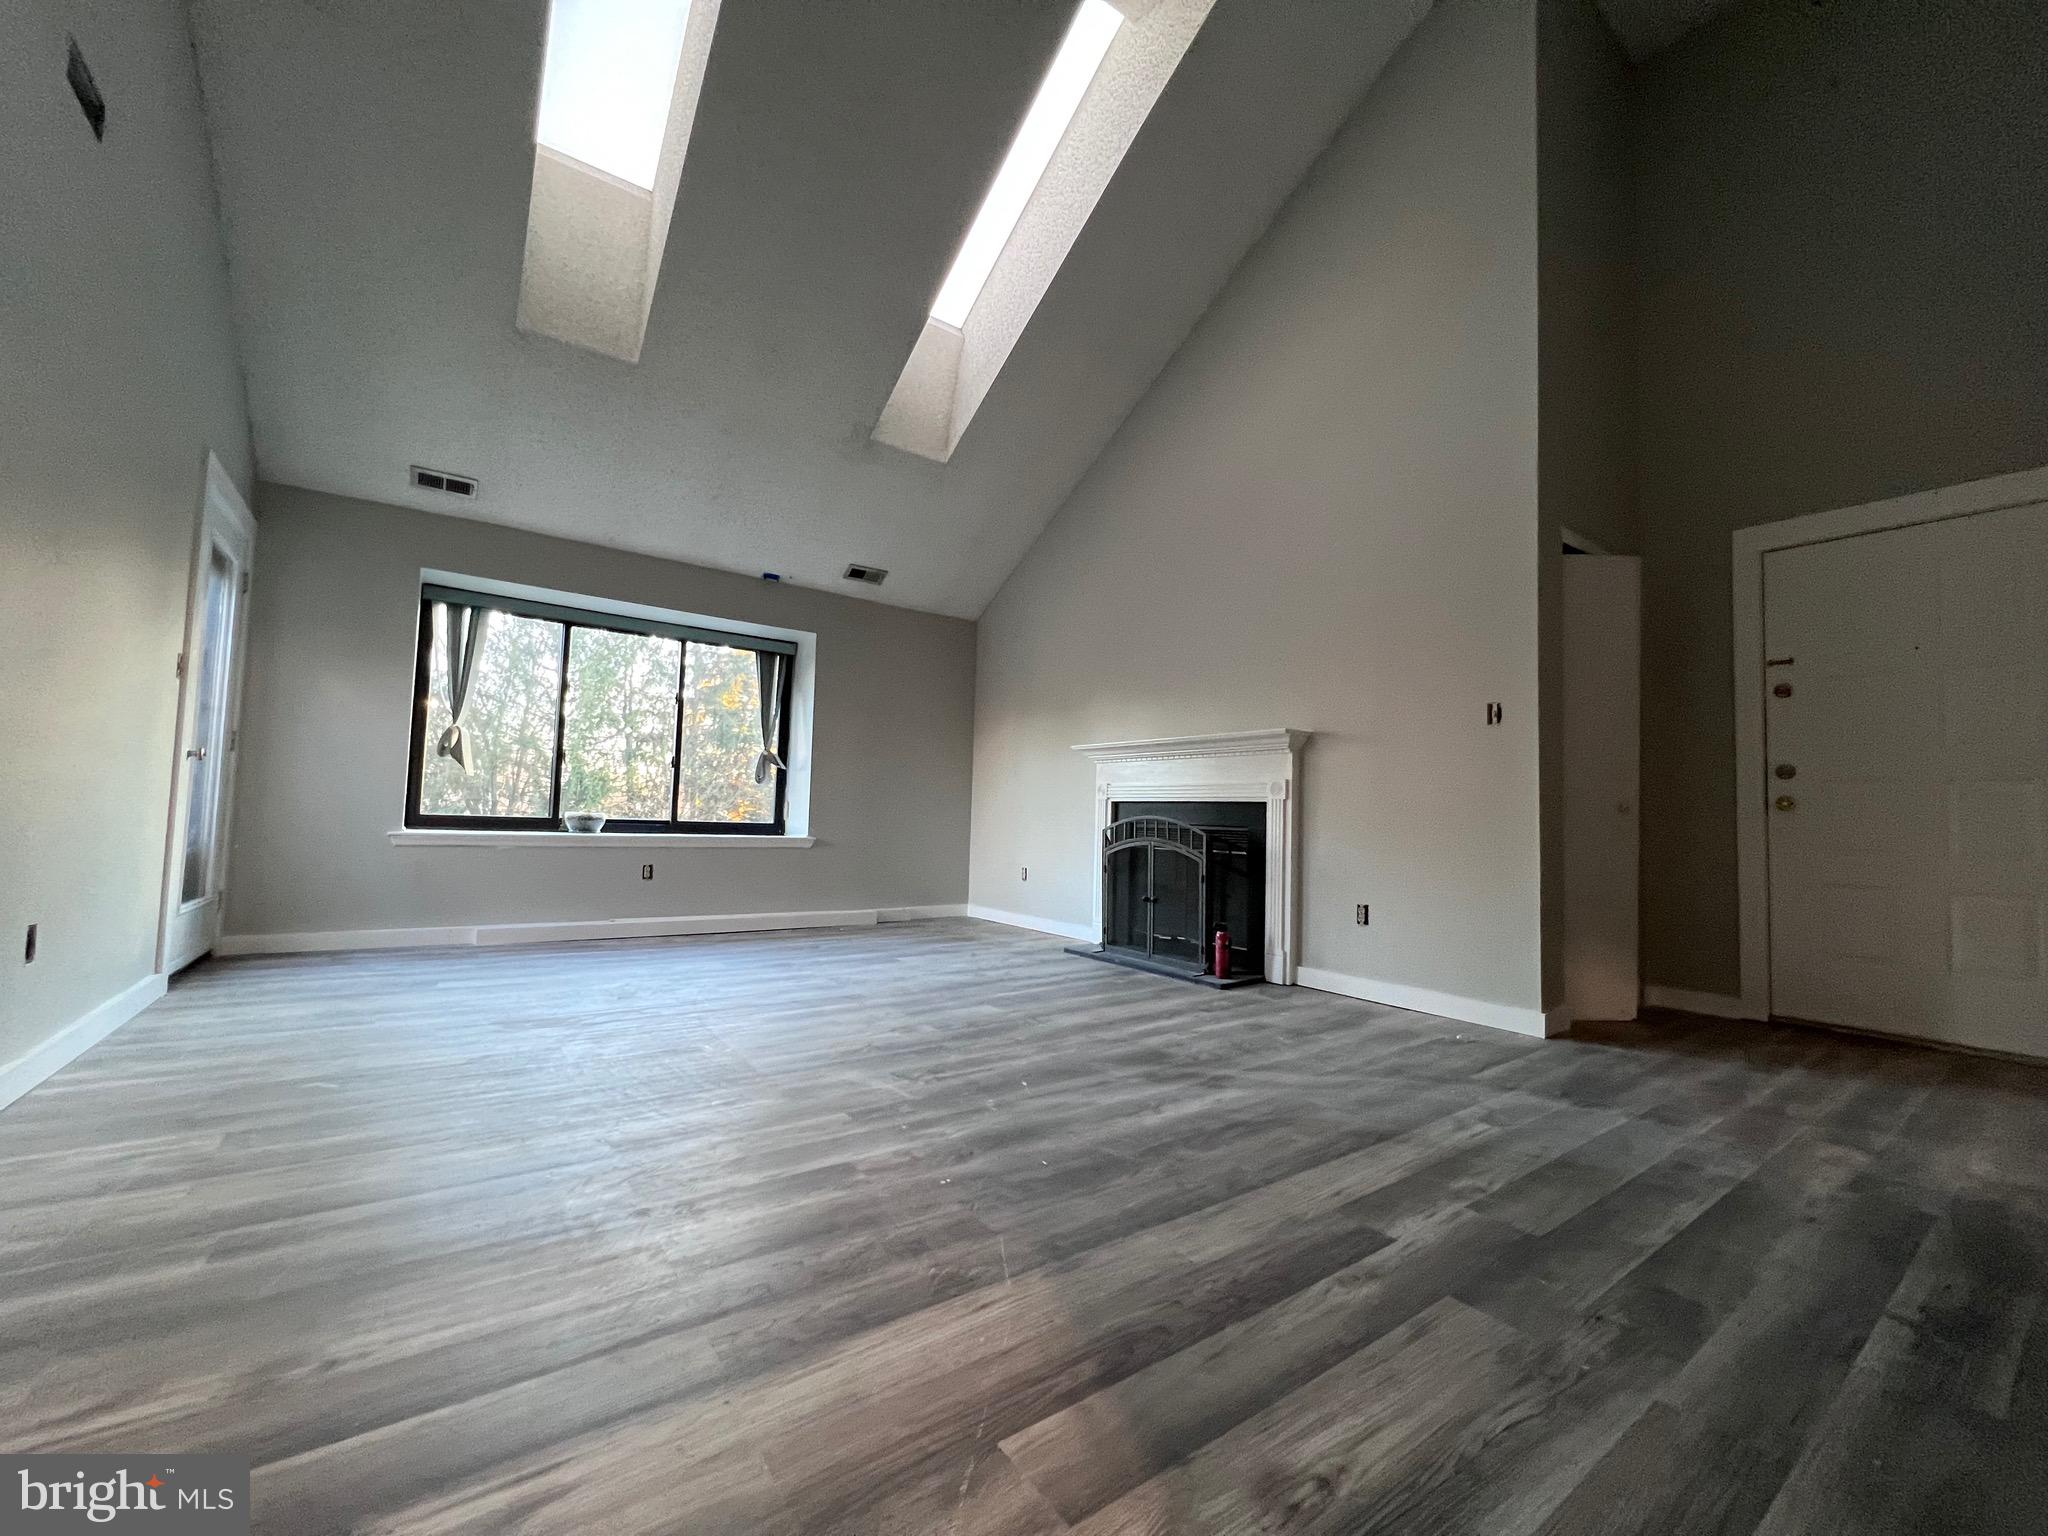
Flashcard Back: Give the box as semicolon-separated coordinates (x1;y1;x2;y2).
405;585;797;836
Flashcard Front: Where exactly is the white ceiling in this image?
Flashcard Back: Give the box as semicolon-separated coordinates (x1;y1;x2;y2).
1593;0;1746;61
188;0;1431;618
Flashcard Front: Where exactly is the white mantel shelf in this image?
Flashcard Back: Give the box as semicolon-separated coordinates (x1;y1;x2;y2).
1071;728;1309;984
1072;729;1309;764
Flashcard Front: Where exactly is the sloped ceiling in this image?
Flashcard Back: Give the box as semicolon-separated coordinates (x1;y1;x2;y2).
1593;0;1746;61
188;0;1432;618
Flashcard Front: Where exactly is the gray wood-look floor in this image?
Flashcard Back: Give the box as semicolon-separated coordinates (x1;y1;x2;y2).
3;920;2046;1534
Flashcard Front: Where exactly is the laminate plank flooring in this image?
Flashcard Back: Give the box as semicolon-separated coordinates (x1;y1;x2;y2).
2;919;2045;1534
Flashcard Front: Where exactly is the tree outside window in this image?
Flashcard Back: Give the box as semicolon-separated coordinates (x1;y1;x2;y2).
410;590;790;833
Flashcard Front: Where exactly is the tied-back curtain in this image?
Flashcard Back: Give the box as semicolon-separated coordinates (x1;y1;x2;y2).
753;650;786;785
436;603;490;770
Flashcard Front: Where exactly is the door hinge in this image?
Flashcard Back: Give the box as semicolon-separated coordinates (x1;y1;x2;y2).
175;651;187;681
240;571;251;595
229;728;239;753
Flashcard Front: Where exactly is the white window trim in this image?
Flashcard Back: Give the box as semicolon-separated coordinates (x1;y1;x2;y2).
414;568;816;839
388;830;815;848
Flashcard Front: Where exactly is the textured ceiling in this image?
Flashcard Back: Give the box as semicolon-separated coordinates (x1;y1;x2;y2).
188;0;1430;618
1592;0;1746;61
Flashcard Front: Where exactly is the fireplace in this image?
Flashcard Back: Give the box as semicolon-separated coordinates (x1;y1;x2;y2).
1070;729;1307;985
1076;801;1266;985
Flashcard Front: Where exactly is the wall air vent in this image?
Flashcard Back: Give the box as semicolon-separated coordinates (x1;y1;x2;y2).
843;564;889;586
410;465;479;499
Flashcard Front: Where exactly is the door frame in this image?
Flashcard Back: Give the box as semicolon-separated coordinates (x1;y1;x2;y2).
156;452;258;974
1730;463;2048;1022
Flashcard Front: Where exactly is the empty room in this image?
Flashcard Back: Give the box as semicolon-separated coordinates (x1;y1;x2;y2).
5;0;2047;1530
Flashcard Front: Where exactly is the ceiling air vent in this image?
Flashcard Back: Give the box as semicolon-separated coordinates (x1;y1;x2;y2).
410;465;479;499
843;564;888;586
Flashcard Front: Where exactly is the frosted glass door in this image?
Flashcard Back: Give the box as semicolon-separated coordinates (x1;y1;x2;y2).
161;471;254;976
179;543;236;903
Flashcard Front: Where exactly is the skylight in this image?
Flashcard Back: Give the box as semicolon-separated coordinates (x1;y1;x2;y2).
535;0;696;189
928;0;1124;327
872;0;1215;461
517;0;722;362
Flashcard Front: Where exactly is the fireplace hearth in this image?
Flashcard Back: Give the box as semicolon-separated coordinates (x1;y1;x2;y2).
1067;800;1266;987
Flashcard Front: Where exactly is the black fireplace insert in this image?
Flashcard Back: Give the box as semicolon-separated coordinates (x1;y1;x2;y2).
1067;801;1265;987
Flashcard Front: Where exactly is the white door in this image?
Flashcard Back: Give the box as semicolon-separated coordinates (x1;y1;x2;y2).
1763;500;2048;1056
1563;555;1641;1021
159;457;256;974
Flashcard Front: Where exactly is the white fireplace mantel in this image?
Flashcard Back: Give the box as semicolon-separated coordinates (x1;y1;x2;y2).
1071;729;1308;983
1071;728;1308;765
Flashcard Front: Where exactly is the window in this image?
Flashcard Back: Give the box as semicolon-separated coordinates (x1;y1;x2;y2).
535;0;697;190
928;0;1124;327
871;0;1215;462
406;584;795;834
517;0;722;362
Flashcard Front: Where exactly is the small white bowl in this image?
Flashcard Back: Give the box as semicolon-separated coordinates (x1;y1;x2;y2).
562;812;607;833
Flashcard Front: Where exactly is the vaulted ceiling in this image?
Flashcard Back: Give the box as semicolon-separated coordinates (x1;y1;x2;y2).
189;0;1743;619
188;0;1434;618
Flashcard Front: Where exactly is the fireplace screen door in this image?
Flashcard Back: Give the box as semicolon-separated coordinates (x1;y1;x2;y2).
1102;816;1210;970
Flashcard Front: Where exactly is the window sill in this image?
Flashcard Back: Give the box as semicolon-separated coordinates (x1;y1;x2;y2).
388;830;816;849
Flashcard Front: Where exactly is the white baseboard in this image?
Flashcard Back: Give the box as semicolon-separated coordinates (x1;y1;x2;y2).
1643;984;1762;1020
1295;966;1563;1039
879;904;969;922
472;910;879;946
216;925;478;955
964;905;1098;943
217;908;886;957
0;972;168;1114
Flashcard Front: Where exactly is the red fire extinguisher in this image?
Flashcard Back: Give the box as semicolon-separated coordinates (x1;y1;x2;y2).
1212;927;1231;979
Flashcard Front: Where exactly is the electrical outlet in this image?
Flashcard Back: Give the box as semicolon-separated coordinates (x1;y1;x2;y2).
1355;904;1369;927
1020;866;1029;882
641;864;654;881
1486;702;1504;726
24;924;36;963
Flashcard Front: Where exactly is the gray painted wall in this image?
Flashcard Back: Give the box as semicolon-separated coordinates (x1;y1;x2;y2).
1539;0;1636;561
1537;0;1636;1002
225;486;974;937
1634;0;2048;996
968;0;1546;1015
0;0;253;1069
